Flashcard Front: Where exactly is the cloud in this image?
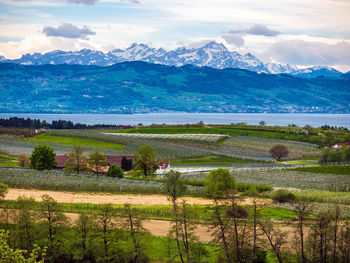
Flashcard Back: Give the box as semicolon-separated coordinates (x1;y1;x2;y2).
66;0;140;5
0;34;95;59
229;24;280;37
43;23;96;40
264;39;350;66
221;34;245;47
67;0;99;5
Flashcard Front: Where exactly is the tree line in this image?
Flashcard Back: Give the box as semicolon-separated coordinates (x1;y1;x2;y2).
1;169;350;262
0;117;132;130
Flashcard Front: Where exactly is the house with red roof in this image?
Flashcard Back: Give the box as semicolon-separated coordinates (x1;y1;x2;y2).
332;142;350;149
55;154;134;172
158;161;170;170
55;154;69;169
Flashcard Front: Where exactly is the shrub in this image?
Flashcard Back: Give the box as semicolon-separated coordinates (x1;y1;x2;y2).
236;183;273;193
106;164;124;178
204;168;236;199
271;189;296;203
30;144;56;170
0;182;8;199
269;144;289;161
18;153;30;168
319;146;350;163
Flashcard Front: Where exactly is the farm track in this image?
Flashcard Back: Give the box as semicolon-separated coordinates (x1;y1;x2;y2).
3;189;299;245
4;188;271;206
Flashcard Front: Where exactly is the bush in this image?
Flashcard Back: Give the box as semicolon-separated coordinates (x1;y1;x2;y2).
236;183;273;193
0;182;8;199
319;146;350;163
269;144;289;161
271;189;296;203
18;153;30;168
106;164;124;178
30;144;56;170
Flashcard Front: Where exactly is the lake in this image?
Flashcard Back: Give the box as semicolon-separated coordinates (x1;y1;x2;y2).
1;113;350;128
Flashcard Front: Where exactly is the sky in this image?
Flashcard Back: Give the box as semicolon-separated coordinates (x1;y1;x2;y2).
0;0;350;72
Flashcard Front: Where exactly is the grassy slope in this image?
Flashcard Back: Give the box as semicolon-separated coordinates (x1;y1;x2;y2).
0;153;19;167
27;134;124;151
0;199;297;221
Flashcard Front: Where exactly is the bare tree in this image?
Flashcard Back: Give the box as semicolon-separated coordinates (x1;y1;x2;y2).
338;223;350;263
15;196;38;253
123;204;149;263
164;170;187;263
40;194;67;258
65;145;88;174
270;144;289;161
75;213;94;260
259;220;288;263
291;200;312;263
205;169;236;263
95;204;115;259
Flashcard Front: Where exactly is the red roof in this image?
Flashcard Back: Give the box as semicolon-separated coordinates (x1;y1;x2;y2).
333;142;350;148
90;166;110;173
55;154;133;169
337;143;350;147
106;155;133;166
158;161;170;169
55;155;69;168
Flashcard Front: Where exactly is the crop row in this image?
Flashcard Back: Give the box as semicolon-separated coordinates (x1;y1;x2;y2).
0;130;207;159
104;132;229;142
220;136;320;159
0;168;204;196
179;167;350;192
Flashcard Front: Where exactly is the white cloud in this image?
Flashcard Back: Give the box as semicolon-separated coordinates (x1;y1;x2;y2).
228;24;280;37
221;34;245;47
67;0;99;5
0;34;95;58
43;23;96;39
0;22;158;58
263;39;350;66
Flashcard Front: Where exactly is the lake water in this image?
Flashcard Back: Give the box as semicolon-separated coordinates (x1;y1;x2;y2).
1;113;350;128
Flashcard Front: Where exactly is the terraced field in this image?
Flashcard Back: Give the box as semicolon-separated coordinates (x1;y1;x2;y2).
0;168;204;196
27;134;124;151
219;136;320;159
104;132;229;142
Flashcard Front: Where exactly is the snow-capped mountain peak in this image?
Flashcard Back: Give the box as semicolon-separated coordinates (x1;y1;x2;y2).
0;42;342;77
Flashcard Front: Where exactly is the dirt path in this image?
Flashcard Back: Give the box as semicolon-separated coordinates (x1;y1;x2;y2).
5;188;271;206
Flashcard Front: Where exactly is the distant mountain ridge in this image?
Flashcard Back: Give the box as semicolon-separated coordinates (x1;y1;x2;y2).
0;61;349;114
0;42;343;78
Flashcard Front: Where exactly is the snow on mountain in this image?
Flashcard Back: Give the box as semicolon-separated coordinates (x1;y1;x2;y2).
265;63;298;74
292;66;342;78
0;42;341;77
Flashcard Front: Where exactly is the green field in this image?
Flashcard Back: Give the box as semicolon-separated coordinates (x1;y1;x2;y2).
27;134;124;151
0;200;296;221
0;153;19;167
112;124;350;146
291;165;350;175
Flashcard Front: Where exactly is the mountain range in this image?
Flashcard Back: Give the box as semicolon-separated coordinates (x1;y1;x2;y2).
0;42;344;78
0;61;349;114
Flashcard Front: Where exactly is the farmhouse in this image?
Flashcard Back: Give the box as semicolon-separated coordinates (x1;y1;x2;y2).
55;154;134;171
158;161;170;170
332;142;350;149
